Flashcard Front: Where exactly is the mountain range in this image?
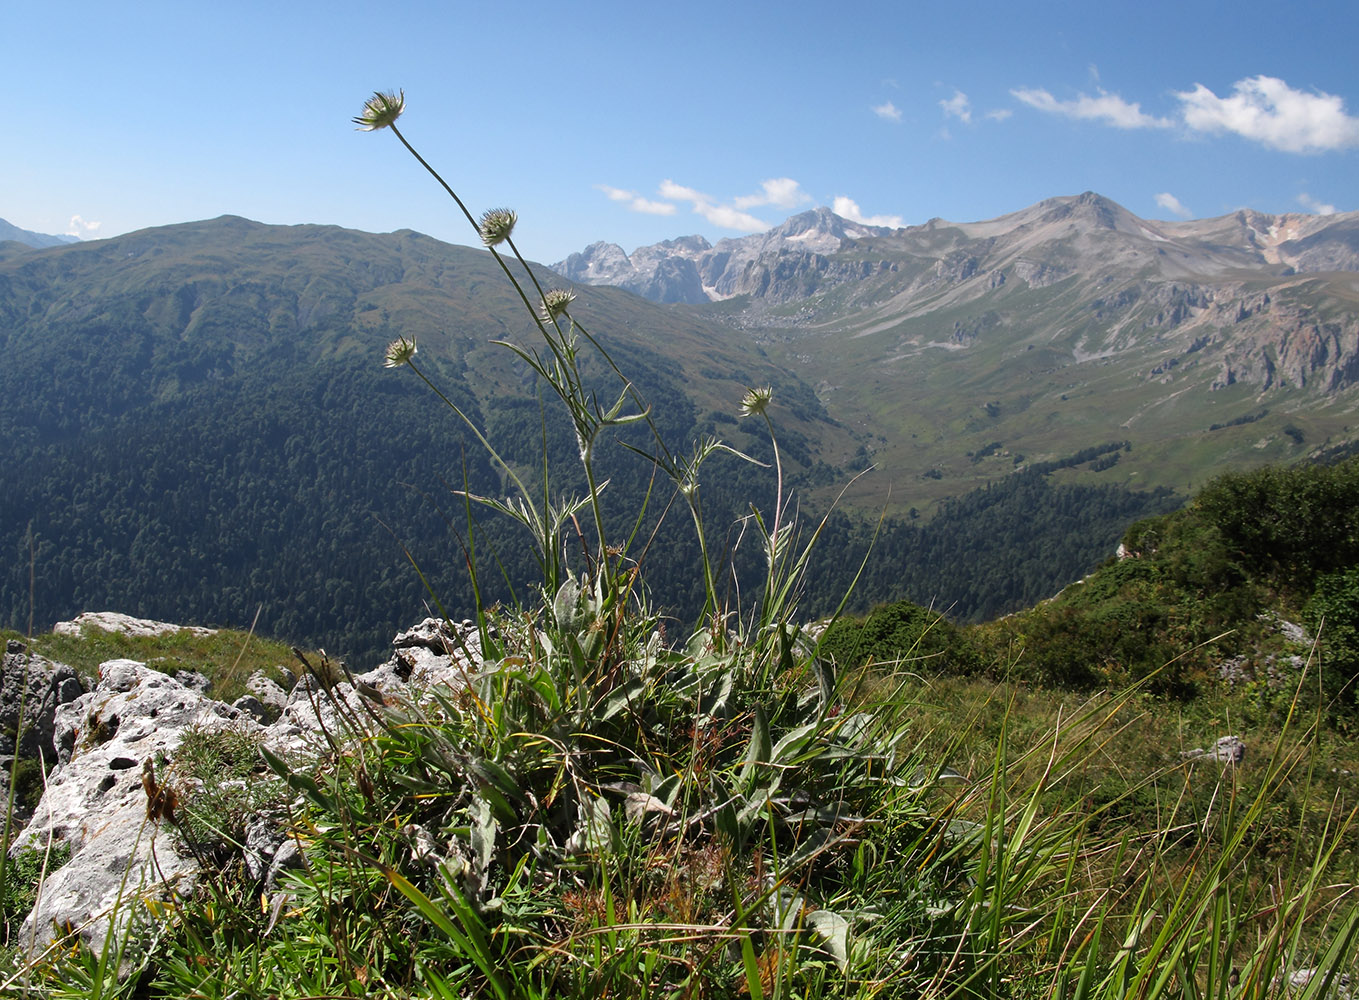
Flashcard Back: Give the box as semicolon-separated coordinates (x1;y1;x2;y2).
557;192;1359;508
555;194;1359;307
5;192;1358;662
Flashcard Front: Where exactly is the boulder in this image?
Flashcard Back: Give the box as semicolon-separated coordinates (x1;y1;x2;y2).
1180;735;1246;765
359;617;486;696
1;641;85;760
245;670;289;713
1275;968;1352;999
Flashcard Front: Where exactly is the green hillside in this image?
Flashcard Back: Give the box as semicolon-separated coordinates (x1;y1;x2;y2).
1;219;1179;662
825;454;1359;709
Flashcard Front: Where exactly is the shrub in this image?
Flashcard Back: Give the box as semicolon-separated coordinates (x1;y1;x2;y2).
1306;565;1359;705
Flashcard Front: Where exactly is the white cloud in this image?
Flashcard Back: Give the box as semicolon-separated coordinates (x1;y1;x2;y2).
699;204;774;231
659;179;770;232
1298;193;1338;215
604;177;813;233
595;184;677;215
984;108;1013;122
873;101;903;123
66;214;101;238
1012;87;1173;129
939;90;972;124
632;198;677;215
832;196;904;229
733;177;810;210
1175;76;1359;153
658;179;707;203
1154;192;1193;219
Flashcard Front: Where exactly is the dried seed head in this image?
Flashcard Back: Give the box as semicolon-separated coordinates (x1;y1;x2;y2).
478;208;517;247
540;288;576;322
384;335;417;368
353;90;406;131
739;386;773;418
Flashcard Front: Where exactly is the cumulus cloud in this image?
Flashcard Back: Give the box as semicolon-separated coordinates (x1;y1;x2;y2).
831;196;904;229
1013;73;1359;154
1012;87;1173;129
872;101;903;123
600;177;815;233
984;108;1013;122
1175;76;1359;153
595;185;677;215
66;215;101;238
733;177;811;210
1298;192;1338;215
1154;192;1193;219
659;179;770;232
939;90;972;124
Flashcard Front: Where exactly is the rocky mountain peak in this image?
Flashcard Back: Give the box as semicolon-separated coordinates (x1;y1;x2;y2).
553;206;898;304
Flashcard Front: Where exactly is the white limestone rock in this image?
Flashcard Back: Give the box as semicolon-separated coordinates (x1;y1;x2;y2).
11;659;253;958
1180;734;1246;765
52;612;217;640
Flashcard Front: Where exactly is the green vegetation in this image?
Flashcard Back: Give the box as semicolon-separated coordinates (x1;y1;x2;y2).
5;93;1356;997
13;623;300;704
1;844;70;946
171;723;285;865
830;455;1359;708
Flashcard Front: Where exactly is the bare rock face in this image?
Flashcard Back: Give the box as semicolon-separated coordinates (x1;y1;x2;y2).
12;660;251;958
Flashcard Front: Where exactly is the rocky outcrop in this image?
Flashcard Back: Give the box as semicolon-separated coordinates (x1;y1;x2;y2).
7;617;486;959
1180;735;1246;765
52;612;218;639
11;659;245;958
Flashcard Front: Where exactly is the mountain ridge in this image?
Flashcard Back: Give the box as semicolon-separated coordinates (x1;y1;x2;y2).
0;217;79;251
553;192;1359;305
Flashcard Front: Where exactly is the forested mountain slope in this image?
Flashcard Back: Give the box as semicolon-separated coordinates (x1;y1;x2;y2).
2;217;1179;662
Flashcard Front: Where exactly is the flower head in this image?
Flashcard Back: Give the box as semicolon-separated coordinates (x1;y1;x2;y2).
738;386;773;418
354;90;406;131
478;208;518;247
384;335;417;368
540;288;576;322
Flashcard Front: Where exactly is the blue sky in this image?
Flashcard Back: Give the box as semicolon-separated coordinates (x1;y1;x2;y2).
6;0;1358;263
